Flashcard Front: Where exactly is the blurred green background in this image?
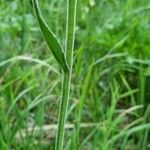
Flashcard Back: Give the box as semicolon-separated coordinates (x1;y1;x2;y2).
0;0;150;149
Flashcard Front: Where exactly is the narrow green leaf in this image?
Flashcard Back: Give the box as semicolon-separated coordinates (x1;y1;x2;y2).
31;0;69;72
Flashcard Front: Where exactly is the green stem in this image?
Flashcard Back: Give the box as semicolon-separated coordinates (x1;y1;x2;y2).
55;72;70;150
55;0;77;150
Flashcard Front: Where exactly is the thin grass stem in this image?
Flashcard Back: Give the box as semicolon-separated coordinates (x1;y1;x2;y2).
55;0;77;150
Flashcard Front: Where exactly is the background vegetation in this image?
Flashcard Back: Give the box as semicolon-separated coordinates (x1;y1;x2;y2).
0;0;150;149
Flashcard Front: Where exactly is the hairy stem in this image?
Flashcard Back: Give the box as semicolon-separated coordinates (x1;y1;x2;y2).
55;0;77;150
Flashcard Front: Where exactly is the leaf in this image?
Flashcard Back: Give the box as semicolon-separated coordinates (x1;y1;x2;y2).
31;0;69;72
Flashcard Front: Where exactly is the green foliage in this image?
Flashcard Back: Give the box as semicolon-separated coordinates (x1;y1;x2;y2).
31;0;69;72
0;0;150;150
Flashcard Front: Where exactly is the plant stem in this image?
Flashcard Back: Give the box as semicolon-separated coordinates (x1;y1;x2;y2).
55;72;70;150
55;0;77;150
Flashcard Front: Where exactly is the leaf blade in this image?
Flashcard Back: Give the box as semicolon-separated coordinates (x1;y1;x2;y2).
32;0;69;72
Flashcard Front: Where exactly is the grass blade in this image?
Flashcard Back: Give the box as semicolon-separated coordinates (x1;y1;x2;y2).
31;0;69;72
